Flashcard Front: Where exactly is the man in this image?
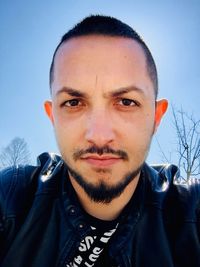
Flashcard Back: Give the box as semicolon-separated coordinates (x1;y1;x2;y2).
0;15;199;267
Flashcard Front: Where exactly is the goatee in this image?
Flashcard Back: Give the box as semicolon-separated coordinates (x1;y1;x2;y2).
67;164;143;204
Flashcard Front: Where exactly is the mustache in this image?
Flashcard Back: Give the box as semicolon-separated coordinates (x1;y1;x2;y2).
73;146;128;161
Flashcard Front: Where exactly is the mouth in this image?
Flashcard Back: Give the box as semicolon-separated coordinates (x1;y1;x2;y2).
80;155;122;167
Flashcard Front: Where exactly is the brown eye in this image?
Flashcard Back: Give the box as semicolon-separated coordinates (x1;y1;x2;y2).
120;98;136;106
65;99;80;107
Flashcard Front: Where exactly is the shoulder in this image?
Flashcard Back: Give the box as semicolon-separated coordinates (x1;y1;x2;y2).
0;165;35;215
144;163;200;218
0;152;63;217
146;162;200;193
143;163;179;192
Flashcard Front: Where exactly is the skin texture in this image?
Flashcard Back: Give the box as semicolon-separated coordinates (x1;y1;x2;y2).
45;35;168;220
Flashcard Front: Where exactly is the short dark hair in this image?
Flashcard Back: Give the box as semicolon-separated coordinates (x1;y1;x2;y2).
50;15;158;98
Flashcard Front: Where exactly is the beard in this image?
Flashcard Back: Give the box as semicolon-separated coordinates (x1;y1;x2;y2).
60;131;154;204
66;162;143;204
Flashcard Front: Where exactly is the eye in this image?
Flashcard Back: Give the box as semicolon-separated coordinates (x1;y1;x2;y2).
63;99;81;107
119;98;137;106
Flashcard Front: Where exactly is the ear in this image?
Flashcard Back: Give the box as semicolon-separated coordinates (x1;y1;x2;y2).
154;99;168;133
44;101;54;124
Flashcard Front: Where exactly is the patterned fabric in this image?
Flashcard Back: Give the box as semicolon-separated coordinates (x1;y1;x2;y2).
66;219;118;267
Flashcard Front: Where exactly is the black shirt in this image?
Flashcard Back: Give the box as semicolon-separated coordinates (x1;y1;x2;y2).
66;212;119;267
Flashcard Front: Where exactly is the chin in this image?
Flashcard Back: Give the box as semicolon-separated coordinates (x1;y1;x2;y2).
67;163;143;204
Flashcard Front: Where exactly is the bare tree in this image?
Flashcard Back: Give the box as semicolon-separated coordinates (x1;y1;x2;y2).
157;106;200;181
172;107;200;180
0;137;31;168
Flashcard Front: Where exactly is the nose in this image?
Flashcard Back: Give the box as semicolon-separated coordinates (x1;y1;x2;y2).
85;109;115;147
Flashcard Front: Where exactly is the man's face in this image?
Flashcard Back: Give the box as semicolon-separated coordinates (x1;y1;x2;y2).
45;35;167;202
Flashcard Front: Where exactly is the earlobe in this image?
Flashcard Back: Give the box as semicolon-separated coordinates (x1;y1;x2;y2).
44;101;54;124
154;99;168;133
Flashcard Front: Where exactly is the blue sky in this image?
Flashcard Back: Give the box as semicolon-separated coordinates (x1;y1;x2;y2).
0;0;199;166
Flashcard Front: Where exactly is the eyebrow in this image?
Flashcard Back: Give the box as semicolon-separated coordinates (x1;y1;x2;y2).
56;85;145;98
106;86;145;98
56;87;89;98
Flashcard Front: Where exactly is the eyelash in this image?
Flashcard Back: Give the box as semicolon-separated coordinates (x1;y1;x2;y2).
62;99;82;107
116;98;139;107
61;98;140;109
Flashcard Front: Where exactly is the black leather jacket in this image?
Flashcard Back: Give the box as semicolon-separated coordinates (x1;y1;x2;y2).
0;153;200;267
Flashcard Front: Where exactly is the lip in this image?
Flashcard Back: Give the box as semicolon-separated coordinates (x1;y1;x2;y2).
81;156;122;167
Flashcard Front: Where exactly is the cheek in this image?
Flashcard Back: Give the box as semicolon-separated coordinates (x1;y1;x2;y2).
53;114;84;148
120;113;155;147
124;112;155;134
142;112;155;134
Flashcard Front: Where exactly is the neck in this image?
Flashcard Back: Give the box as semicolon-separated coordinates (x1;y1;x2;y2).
69;173;140;221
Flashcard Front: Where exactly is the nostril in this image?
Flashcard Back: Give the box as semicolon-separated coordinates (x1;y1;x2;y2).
85;127;115;146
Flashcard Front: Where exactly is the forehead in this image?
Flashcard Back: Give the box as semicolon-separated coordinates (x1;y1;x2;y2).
52;35;153;97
